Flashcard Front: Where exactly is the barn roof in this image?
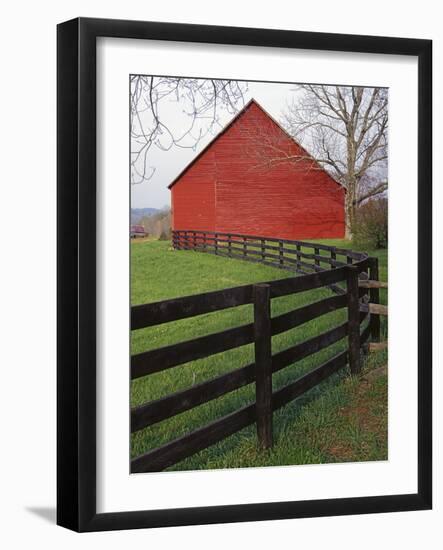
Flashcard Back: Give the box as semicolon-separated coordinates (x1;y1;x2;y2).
167;98;343;190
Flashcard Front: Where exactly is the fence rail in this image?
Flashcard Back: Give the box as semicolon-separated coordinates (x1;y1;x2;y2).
172;229;367;270
130;230;382;473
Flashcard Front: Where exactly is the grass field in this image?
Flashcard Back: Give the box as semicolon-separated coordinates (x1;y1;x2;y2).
130;239;387;471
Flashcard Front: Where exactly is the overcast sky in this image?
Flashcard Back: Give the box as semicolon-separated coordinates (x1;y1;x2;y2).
130;80;302;209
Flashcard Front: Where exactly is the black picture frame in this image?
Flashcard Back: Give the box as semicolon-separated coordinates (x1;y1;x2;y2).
57;17;432;532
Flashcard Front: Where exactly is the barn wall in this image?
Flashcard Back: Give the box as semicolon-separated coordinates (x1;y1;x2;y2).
171;101;345;240
171;151;216;232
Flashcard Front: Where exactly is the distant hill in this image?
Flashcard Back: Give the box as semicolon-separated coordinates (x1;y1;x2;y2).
131;207;159;223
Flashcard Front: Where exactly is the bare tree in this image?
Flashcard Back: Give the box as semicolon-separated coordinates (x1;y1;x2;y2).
140;207;171;239
249;86;388;239
130;76;248;184
286;86;388;238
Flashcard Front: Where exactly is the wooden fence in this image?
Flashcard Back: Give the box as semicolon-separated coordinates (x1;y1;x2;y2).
130;231;382;473
172;229;366;272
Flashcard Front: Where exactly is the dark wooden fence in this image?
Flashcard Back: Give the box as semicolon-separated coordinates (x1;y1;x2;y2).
172;229;381;340
130;231;381;473
172;229;368;272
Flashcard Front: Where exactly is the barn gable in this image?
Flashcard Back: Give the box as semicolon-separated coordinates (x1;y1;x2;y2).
170;99;345;239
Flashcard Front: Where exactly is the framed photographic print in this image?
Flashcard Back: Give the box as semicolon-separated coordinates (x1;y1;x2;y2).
57;17;432;531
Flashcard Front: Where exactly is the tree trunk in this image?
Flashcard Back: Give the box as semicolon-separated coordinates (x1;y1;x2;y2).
344;183;356;241
345;208;352;241
344;139;358;241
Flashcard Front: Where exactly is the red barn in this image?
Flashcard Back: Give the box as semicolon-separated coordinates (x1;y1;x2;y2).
169;99;345;240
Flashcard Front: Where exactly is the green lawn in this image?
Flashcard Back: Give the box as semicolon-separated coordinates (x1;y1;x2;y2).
130;239;387;471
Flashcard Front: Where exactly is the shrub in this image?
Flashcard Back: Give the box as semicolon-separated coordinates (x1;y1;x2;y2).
139;207;171;239
158;230;171;241
352;198;388;250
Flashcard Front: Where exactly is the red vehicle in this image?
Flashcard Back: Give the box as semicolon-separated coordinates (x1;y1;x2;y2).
130;225;147;238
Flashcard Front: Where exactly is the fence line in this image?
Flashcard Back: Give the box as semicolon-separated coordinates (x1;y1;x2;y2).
172;229;370;295
130;230;381;472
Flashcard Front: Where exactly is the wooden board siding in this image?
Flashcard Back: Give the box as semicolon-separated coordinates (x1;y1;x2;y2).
171;100;345;239
171;151;216;232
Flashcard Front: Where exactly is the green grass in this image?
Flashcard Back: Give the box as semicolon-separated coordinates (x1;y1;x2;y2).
130;239;387;471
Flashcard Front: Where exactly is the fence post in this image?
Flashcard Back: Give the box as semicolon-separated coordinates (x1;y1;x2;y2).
279;241;284;267
261;239;266;262
215;233;218;255
243;236;247;258
331;248;336;269
314;247;320;268
296;244;301;267
228;234;232;256
253;283;273;450
347;265;361;375
369;257;381;342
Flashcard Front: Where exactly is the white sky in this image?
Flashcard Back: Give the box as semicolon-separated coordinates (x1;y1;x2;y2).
131;80;301;209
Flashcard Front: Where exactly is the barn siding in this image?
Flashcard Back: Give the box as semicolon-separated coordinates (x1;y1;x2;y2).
171;151;216;232
171;101;345;239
